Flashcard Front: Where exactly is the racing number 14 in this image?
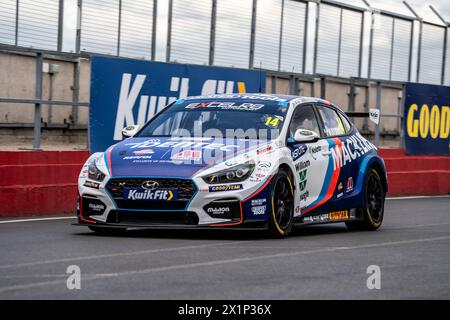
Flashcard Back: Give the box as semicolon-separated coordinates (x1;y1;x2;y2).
265;116;280;127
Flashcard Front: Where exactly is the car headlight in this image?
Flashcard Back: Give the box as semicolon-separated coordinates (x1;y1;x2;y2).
87;159;106;182
202;161;255;184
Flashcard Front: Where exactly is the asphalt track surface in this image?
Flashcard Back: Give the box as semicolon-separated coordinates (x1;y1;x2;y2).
0;197;449;300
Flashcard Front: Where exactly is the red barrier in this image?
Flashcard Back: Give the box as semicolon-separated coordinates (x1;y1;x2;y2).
0;151;89;217
0;149;449;217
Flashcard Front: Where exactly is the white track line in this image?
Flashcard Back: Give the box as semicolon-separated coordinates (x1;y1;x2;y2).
1;235;449;294
0;216;75;224
0;241;245;270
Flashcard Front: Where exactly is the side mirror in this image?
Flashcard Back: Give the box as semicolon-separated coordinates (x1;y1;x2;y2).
293;129;320;143
121;125;140;138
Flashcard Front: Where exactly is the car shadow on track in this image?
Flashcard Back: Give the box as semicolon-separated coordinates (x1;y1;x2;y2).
73;223;356;241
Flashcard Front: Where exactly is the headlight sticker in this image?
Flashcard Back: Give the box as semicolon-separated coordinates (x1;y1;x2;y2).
83;181;100;189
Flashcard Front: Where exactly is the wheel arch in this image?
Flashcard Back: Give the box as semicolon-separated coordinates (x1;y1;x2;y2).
278;163;295;189
367;159;388;195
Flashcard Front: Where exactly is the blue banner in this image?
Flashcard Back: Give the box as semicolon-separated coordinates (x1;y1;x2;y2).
89;56;265;153
404;83;450;155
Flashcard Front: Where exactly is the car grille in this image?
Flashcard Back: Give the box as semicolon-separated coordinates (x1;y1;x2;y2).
106;177;197;211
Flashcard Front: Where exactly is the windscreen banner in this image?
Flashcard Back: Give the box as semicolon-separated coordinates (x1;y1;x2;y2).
404;82;450;155
89;56;266;153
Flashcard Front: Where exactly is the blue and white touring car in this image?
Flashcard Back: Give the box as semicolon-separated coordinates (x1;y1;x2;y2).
76;94;387;237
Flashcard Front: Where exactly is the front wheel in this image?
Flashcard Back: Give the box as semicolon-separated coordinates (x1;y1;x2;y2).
346;168;385;231
268;169;295;238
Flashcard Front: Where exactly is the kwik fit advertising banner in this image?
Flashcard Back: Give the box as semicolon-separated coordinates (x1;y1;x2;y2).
89;56;265;153
404;82;450;155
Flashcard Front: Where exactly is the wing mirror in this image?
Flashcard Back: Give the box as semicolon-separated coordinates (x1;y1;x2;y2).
121;125;140;138
291;129;320;144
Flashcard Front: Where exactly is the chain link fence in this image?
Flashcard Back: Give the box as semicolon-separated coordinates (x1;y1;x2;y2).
0;0;449;149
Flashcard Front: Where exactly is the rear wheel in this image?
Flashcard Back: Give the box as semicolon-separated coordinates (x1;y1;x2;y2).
346;168;385;231
88;226;127;235
268;169;294;238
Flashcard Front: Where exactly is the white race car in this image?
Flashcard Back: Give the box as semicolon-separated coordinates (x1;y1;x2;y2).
76;94;387;237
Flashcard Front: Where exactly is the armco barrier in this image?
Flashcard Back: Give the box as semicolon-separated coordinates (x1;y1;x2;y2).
0;149;449;217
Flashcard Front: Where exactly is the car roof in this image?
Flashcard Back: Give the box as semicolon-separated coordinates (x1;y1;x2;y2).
182;93;334;105
179;94;347;116
183;93;301;102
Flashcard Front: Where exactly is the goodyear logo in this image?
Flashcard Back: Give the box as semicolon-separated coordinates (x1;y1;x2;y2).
209;184;243;192
406;104;450;139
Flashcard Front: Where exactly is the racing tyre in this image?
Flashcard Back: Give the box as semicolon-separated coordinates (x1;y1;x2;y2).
88;226;127;235
269;169;295;238
346;168;385;231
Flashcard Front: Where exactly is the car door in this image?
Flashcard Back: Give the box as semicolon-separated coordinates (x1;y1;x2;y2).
315;103;353;207
287;104;330;213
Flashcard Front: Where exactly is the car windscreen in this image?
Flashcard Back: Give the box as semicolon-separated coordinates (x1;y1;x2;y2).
137;99;290;140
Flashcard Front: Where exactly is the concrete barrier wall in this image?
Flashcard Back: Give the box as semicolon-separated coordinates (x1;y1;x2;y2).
0;52;90;126
0;150;448;217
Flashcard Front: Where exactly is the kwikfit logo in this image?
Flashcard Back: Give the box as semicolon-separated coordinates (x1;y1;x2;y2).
124;189;175;201
113;73;247;140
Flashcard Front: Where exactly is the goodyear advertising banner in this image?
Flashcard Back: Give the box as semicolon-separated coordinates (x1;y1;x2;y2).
89;56;265;153
404;83;450;155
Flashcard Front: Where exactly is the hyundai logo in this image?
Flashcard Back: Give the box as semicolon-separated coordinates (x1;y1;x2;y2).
142;180;159;190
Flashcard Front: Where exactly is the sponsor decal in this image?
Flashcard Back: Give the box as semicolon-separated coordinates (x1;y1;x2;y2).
346;177;354;193
336;181;344;198
251;198;267;206
291;145;307;161
295;160;310;172
133;149;154;155
299;190;309;202
206;207;230;215
295;206;301;213
299;169;307;192
171;150;202;161
209;184;243;192
83;181;100;189
123;189;177;201
185;101;264;111
250;172;267;182
119;150;127;156
88;203;105;212
256;145;273;155
309;145;321;159
125;138;239;152
189;94;287;102
257;161;272;169
328;210;349;221
123;156;153;161
329;133;375;171
251;205;266;215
